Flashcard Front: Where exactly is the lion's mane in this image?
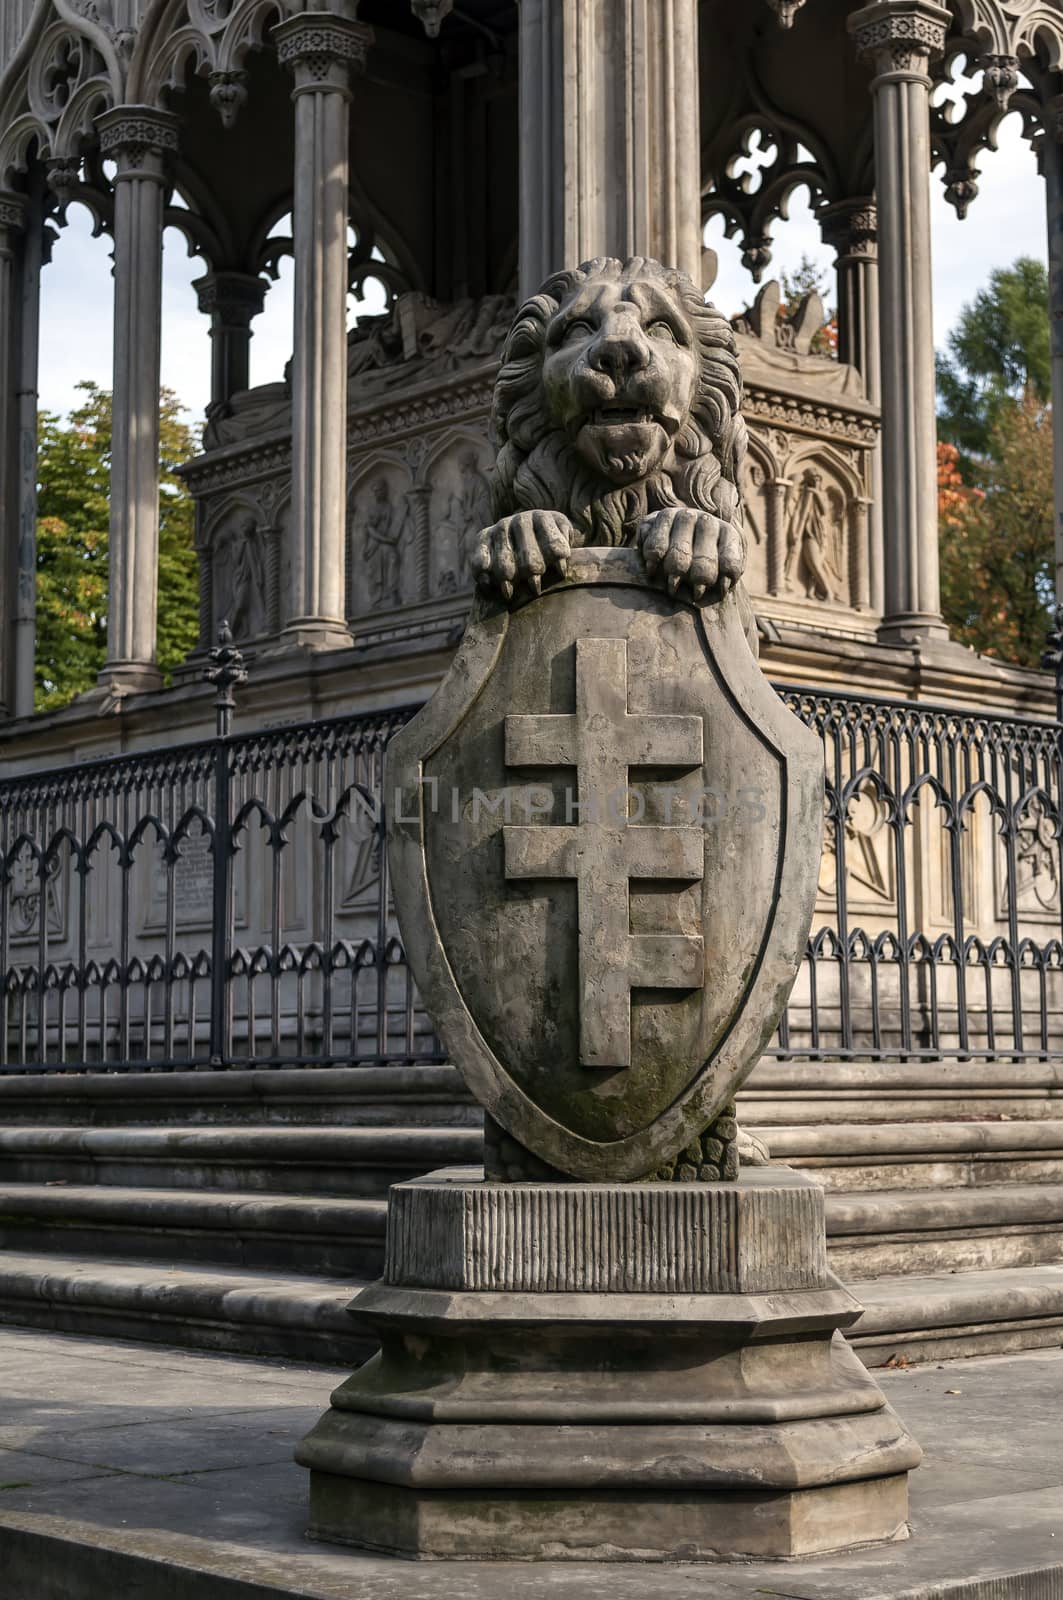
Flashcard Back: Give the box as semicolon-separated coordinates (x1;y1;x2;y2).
490;256;747;548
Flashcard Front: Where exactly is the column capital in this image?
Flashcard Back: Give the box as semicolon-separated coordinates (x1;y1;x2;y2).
95;106;180;179
849;1;951;81
820;199;877;261
193;270;267;326
0;190;27;236
273;13;373;89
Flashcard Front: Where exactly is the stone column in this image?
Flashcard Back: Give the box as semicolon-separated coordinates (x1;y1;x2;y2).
95;107;179;696
821;199;884;614
850;1;951;644
13;185;43;719
274;13;371;651
518;0;702;295
193;271;267;406
0;192;26;719
1042;114;1063;603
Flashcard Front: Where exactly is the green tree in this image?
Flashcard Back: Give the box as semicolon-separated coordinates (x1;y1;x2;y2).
937;257;1050;464
936;256;1054;666
35;382;199;710
938;399;1053;668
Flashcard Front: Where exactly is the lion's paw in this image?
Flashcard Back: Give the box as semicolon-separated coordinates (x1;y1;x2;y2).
637;507;745;602
472;510;574;602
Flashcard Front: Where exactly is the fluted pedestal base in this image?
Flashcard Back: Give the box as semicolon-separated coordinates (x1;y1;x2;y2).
297;1167;921;1561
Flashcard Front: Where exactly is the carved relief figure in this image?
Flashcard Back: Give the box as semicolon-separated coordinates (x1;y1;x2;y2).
784;468;843;603
348;292;516;392
474;256;748;610
217;512;267;639
439;449;492;588
360;477;406;609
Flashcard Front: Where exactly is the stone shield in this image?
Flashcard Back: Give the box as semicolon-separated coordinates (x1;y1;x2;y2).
387;547;823;1180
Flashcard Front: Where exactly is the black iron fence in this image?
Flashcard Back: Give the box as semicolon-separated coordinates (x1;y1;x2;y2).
773;687;1063;1061
2;674;1061;1072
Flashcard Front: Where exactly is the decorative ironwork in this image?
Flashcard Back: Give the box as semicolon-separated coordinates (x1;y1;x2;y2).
2;681;1062;1072
772;686;1063;1062
0;699;430;1073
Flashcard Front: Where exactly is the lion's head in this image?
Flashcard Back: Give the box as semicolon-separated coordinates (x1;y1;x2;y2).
490;257;746;549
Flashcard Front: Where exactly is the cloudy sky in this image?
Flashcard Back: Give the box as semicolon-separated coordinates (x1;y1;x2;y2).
37;112;1046;430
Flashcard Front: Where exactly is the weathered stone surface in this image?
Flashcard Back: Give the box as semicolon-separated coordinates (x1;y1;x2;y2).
475;258;747;605
387;547;823;1181
385;1171;826;1292
306;1471;912;1563
383;1166;828;1294
0;1330;1060;1597
297;1169;921;1561
384;262;823;1185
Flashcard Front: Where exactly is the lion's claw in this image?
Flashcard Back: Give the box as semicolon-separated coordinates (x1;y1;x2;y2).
636;507;745;603
473;510;574;602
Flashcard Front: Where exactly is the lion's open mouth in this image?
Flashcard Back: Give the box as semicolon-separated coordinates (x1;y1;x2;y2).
590;407;654;425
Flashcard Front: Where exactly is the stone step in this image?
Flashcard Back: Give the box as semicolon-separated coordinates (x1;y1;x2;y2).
0;1252;370;1363
739;1057;1063;1125
0;1065;476;1127
0;1184;387;1277
757;1120;1063;1190
848;1265;1063;1365
0;1124;482;1196
825;1183;1063;1278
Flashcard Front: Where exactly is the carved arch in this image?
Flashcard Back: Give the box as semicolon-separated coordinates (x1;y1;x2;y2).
701;69;842;282
951;0;1063;75
0;1;124;185
931;39;1046;216
785;438;867;503
742;424;781;488
127;0;286;124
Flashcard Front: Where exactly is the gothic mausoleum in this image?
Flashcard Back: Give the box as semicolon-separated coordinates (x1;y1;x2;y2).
0;0;1062;1576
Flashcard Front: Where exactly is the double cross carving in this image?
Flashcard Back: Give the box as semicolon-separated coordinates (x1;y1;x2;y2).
504;637;705;1069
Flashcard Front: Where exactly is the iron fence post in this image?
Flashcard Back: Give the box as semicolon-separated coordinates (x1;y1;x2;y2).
1041;607;1063;968
204;623;247;1067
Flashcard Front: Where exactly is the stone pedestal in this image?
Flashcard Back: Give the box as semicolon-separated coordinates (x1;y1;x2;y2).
297;1167;921;1561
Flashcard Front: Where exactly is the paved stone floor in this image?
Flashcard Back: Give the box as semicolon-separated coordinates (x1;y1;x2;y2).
0;1328;1061;1598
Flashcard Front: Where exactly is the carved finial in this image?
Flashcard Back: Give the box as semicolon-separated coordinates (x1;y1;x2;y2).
944;165;980;219
741;234;774;282
204;620;248;738
45;157;82;210
766;0;807;26
982;53;1019;112
209;70;249;129
411;0;455;37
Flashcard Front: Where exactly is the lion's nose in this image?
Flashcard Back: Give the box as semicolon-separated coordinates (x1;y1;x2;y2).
589;328;650;383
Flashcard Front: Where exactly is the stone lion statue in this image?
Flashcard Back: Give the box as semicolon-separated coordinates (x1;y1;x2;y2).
473;255;748;606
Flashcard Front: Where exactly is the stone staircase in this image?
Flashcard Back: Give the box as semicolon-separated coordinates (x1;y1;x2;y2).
743;1058;1063;1364
0;1057;1061;1365
0;1065;479;1363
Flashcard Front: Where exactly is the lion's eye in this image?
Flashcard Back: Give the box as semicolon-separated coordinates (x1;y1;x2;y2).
646;319;679;343
561;319;594;344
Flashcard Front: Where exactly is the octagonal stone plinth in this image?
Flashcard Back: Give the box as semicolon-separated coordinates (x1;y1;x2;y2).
297;1168;921;1561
